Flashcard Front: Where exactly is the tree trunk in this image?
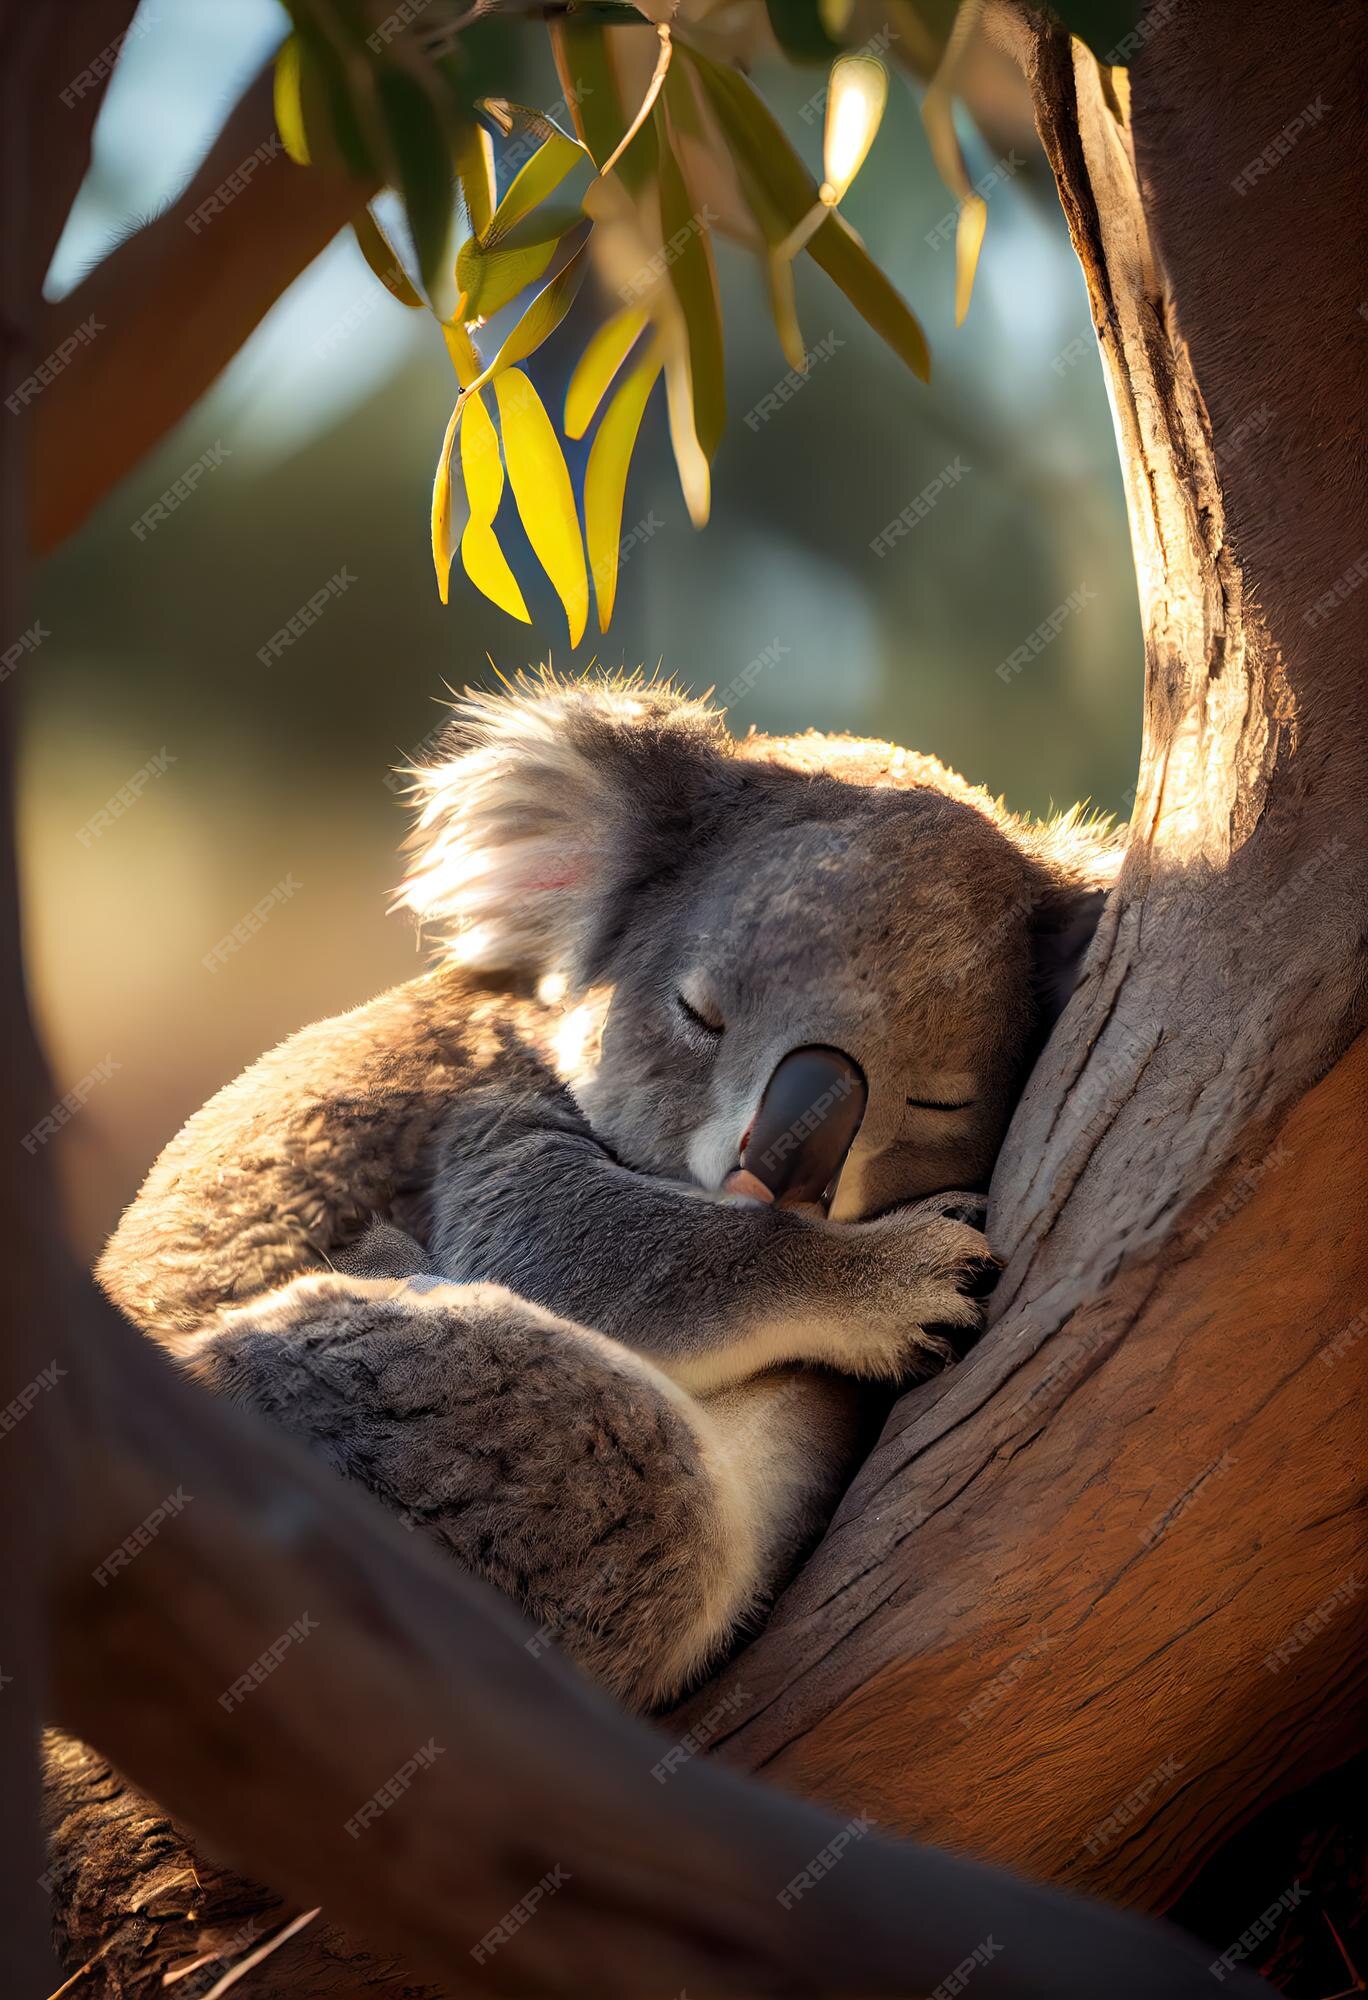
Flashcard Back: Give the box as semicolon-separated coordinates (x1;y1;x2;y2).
673;0;1367;1911
4;1;1363;1994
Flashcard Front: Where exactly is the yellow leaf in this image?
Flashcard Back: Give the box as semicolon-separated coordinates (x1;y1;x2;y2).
457;389;530;621
460;245;588;404
460;388;503;525
462;521;531;625
485;132;585;244
565;306;648;439
493;368;588;647
351;206;426;309
663;341;710;528
585;343;663;631
442;320;481;389
822;56;888;202
274;36;310;166
431;398;463;604
456;122;497;240
954;195;988;327
457;233;561;322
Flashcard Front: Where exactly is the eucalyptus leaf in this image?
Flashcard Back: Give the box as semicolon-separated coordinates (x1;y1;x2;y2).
493;368;589;647
461;390;530;623
565;306;649;439
586;342;663;630
431;396;462;603
274;36;311;166
376;70;454;296
548;16;656;194
463;245;588;401
351;206;426;308
456;122;497;240
484;131;585;245
655;93;725;460
457;233;560;321
684;45;929;382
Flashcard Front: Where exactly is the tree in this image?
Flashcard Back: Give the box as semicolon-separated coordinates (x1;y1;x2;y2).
2;0;1361;1992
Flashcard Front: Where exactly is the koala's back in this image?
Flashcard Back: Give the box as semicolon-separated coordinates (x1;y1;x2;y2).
96;966;551;1343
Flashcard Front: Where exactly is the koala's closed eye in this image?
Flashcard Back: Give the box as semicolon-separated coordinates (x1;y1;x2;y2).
675;988;725;1037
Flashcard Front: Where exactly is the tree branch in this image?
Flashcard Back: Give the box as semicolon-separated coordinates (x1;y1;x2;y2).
31;57;376;556
37;1254;1265;1997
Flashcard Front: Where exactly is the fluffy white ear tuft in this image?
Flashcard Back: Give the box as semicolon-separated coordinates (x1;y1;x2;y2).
395;675;728;978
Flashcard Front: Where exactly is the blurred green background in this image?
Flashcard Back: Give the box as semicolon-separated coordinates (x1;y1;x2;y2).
21;0;1141;1257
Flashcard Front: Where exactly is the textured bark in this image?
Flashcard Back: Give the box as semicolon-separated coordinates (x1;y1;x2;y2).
30;59;375;555
673;0;1367;1914
1;8;139;1986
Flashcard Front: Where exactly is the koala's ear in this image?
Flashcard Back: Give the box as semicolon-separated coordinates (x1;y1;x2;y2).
1030;879;1110;1035
396;678;730;980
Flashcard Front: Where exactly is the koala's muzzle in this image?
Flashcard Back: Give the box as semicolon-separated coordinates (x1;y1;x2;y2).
737;1046;867;1210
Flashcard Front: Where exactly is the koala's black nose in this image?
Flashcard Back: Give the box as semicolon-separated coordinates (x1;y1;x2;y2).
740;1045;867;1210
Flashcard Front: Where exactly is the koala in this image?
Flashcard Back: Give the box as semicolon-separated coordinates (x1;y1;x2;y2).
45;676;1118;1990
94;675;1116;1710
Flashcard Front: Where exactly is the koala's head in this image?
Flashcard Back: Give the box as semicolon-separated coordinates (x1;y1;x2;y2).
399;677;1118;1220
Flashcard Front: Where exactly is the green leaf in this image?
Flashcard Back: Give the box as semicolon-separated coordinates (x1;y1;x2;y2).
457;233;560;320
808;212;930;381
460;390;530;624
493;368;589;647
717;139;810;370
565;306;648;439
548;17;656;195
683;45;929;382
297;24;376;182
375;70;454;298
656;84;725;461
585;342;663;631
274;36;311;166
765;252;808;374
351;206;426;308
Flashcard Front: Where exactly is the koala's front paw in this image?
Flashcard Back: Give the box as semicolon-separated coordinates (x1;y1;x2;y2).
832;1194;995;1380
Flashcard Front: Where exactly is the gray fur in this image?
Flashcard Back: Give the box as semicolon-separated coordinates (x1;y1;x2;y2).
95;676;1119;1704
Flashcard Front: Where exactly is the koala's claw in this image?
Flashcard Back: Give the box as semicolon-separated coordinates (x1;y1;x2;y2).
959;1256;1001;1301
926;1188;990;1232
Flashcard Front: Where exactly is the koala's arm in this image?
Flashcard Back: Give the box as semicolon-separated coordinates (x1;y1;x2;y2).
97;968;543;1341
428;1076;988;1395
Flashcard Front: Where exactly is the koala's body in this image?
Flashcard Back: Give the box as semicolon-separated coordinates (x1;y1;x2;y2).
97;677;1117;1712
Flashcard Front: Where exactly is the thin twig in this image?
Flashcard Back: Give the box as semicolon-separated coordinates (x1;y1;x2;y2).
599;24;672;178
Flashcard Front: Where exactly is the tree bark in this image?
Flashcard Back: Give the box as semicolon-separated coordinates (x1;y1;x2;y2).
30;59;375;555
673;0;1367;1912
